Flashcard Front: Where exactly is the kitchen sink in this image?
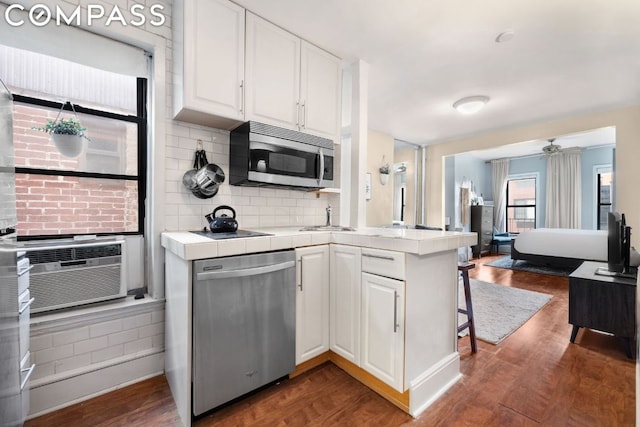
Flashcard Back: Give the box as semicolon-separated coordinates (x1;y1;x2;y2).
299;225;356;232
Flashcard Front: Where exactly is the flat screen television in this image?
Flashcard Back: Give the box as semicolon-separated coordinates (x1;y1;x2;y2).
606;211;631;274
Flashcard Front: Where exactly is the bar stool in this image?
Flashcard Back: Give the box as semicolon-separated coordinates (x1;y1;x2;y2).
457;262;477;353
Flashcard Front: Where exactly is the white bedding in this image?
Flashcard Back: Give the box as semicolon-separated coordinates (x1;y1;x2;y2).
513;228;607;261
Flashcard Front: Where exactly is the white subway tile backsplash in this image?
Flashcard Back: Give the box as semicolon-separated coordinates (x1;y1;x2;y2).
138;322;164;339
124;337;153;355
89;319;123;338
52;327;89;347
91;344;124;364
54;353;92;374
152;334;165;349
241;187;260;197
109;329;139;346
35;344;74;364
30;334;52;352
162;125;336;231
151;310;165;324
32;361;54;380
123;313;152;330
74;336;108;355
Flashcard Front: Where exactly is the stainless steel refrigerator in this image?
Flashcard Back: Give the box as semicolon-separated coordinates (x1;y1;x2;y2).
0;78;27;426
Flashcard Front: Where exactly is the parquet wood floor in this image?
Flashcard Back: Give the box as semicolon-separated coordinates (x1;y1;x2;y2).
25;255;636;426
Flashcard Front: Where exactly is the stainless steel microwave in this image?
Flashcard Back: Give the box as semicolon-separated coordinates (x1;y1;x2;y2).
229;121;334;190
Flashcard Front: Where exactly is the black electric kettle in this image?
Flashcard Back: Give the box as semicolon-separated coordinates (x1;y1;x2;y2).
205;205;238;233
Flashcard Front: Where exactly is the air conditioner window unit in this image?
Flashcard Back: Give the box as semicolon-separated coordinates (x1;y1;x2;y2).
24;238;126;314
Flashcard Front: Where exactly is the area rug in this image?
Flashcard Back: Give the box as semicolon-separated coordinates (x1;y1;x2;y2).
486;255;577;277
458;279;552;344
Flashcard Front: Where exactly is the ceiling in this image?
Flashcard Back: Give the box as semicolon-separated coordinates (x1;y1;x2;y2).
465;126;615;161
234;0;640;145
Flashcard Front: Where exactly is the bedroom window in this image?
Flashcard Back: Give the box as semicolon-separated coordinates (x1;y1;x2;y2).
506;178;536;233
597;171;613;230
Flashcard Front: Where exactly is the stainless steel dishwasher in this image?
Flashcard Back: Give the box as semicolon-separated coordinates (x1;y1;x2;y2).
192;250;296;416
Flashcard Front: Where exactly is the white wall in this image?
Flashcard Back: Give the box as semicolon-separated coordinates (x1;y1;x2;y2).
366;130;394;226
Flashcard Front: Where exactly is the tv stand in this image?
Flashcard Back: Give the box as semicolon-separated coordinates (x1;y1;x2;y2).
595;266;638;280
569;261;637;359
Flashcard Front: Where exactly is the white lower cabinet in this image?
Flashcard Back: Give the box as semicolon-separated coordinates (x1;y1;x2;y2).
361;272;405;392
329;244;361;365
329;244;406;392
295;245;330;364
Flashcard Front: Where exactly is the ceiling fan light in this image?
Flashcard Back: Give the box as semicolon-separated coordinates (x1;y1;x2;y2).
453;96;490;114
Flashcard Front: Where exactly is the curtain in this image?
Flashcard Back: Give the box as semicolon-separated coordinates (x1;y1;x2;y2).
491;159;509;233
545;149;582;228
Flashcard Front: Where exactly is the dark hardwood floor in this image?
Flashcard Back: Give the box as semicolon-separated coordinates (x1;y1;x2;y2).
25;255;636;426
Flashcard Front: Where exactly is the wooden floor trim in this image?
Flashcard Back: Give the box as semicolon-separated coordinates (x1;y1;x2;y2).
328;351;410;413
289;352;330;378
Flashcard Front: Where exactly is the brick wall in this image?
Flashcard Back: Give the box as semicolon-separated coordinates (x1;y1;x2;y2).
13;104;138;236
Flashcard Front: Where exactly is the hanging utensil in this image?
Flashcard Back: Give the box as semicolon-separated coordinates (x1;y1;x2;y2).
182;149;202;190
192;145;225;197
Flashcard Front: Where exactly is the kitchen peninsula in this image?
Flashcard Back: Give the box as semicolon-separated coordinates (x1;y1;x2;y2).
161;227;476;427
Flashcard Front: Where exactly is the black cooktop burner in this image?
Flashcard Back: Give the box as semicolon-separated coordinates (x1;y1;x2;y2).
191;229;274;240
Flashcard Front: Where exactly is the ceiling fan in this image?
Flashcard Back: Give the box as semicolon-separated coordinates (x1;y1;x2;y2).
542;138;562;155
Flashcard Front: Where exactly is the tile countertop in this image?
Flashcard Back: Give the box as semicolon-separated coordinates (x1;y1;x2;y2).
161;227;478;261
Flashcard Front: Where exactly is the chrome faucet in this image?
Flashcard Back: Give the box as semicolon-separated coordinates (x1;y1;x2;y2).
325;204;332;227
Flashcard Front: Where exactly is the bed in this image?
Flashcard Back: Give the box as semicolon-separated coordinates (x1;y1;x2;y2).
510;228;607;269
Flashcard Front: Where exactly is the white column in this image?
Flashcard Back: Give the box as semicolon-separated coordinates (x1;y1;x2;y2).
348;60;368;228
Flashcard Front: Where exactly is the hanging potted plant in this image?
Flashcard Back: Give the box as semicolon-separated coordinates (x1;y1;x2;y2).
379;160;390;185
32;104;89;158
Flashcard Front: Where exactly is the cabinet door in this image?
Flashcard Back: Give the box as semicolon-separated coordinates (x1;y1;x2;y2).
329;245;361;365
361;272;405;392
300;41;341;140
245;12;300;130
178;0;245;123
295;246;330;364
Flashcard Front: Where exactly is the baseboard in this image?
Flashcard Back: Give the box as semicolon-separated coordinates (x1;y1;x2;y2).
290;352;330;378
408;352;461;417
329;351;410;413
27;351;164;418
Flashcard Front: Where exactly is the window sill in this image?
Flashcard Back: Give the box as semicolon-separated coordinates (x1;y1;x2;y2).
30;295;165;335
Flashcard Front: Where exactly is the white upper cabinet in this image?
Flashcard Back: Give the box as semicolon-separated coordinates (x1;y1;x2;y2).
173;0;245;129
299;41;341;140
245;13;341;141
295;245;330;365
245;12;301;131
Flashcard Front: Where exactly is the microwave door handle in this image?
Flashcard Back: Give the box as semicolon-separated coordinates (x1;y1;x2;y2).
318;150;325;186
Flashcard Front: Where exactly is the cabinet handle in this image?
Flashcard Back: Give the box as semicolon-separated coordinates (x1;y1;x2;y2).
296;101;300;129
19;297;35;315
393;290;399;333
362;253;394;261
239;80;244;114
298;258;303;291
301;101;307;129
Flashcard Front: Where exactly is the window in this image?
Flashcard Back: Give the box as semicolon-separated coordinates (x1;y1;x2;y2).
3;43;148;240
506;178;536;233
597;170;613;230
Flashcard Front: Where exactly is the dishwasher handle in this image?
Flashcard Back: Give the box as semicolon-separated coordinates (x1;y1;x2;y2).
196;260;295;281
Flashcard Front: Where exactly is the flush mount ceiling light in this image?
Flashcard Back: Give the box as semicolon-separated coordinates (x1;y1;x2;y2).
495;30;515;43
452;95;490;114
